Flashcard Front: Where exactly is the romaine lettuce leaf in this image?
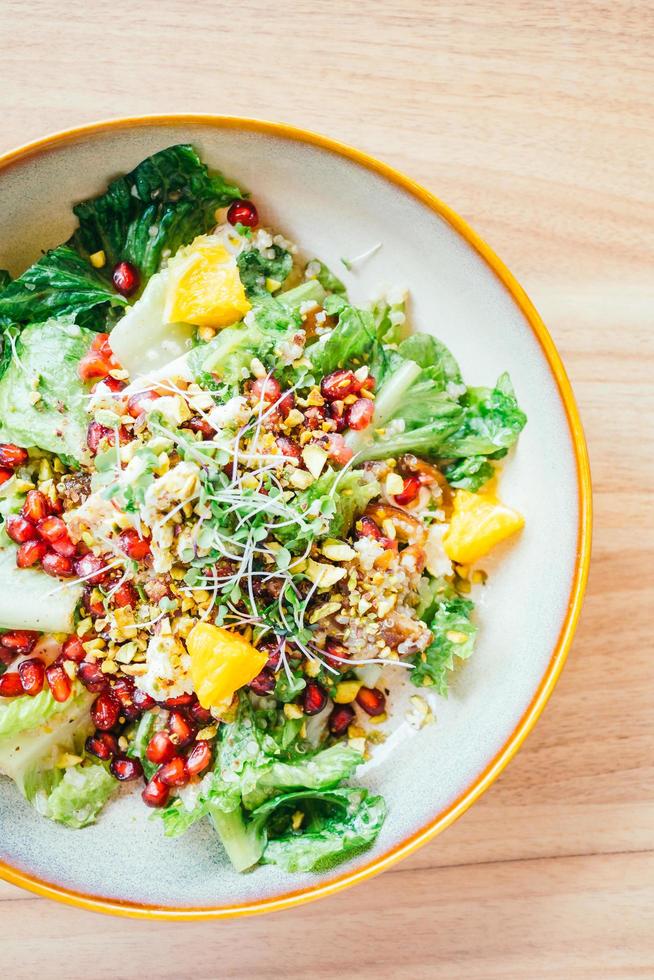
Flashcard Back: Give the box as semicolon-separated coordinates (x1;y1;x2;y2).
0;684;86;738
236;245;293;297
309;260;347;296
0;317;94;460
71;144;242;282
240;742;364;810
0;270;11;290
277;468;380;551
412;594;477;694
397;333;462;388
307;301;378;375
0;546;82;632
43;761;117;829
442;455;496;491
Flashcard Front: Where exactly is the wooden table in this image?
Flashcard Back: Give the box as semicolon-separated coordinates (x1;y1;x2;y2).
1;1;652;976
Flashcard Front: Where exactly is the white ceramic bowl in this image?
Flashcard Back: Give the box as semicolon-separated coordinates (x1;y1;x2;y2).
0;116;591;918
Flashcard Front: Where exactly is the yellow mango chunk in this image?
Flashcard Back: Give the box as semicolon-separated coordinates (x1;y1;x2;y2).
443;489;524;565
187;622;267;710
164;236;251;328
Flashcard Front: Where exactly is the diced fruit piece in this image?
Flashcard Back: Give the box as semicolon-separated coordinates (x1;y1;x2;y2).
345;397;374;431
0;630;38;654
110;756;143;781
323;433;354;466
146;731;177;765
164;236;251;328
142;776;170;808
355;515;382;540
17;657;45;696
189;701;213;726
6;515;38;544
131;688;155;712
442;490;525;565
162;693;194;708
303;405;326;430
61;635;86;663
186;740;213;776
41;552;75;578
187;622;268;710
77;661;108;693
248;668;276;696
250;376;281;404
112;261;140;297
49;534;76;558
78;352;112;381
85;731;119;761
90;692;120;729
111;677;139;720
393;476;421;506
45;663;72;702
328;703;355;736
302;681;328;716
86;421;113;454
74;553;110;584
185;415;215;437
36;516;67;543
0;444;28;468
157;756;188;787
0;468;13;485
119;529;151;560
276;436;302;462
168;710;195;747
0;673;24;697
112;581;138;608
127;390;160;418
21;490;50;524
356;686;386;717
320;369;358;401
227;199;258;228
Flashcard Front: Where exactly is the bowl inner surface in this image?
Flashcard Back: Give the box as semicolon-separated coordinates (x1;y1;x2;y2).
0;121;580;912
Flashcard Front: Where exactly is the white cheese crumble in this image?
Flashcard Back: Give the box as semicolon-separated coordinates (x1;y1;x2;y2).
135;634;193;701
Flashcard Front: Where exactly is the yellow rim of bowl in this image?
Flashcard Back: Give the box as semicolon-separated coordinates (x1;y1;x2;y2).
0;114;592;919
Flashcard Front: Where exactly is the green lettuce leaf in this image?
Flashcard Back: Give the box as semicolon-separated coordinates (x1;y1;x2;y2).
309;260;347;296
71;144;241;282
397;333;462;388
442;455;496;491
0;684;86;738
236;245;293;297
43;761;117;829
0;317;94;460
307;301;378;375
412;594;477;694
0;270;11;290
240;742;364;810
277;468;380;551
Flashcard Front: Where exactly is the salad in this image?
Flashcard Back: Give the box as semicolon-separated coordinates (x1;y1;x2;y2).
0;145;526;874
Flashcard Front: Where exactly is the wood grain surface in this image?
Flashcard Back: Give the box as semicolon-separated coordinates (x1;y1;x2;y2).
0;1;653;977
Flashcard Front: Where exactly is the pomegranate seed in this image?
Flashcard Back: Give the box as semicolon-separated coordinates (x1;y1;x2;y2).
186;740;212;776
185;415;215;437
36;515;66;543
345;397;374;431
50;533;76;558
278;391;295;418
168;710;194;747
132;687;155;712
110;756;143;781
146;731;177;765
111;677;139;720
0;468;13;485
90;691;120;729
324;639;351;671
251;376;281;405
302;681;328;716
90;333;112;357
78;352;112;382
93;375;125;393
356;686;386;717
73;553;109;584
359;375;376;392
227;198;258;228
249;668;276;696
0;630;38;654
327;401;347;432
62;635;86;663
112;581;138;608
0;444;28;469
303;406;326;430
189;701;213;726
112;261;140;297
323;433;353;466
162;693;195;708
142;776;170;808
45;663;72;702
329;703;355;736
86;421;112;454
356;515;382;540
119;528;151;560
0;673;24;697
157;756;188;787
41;551;75;578
21;489;50;524
6;515;38;544
276;436;302;462
85;731;119;761
17;657;45;696
77;661;108;693
393;476;421;506
126;390;160;418
320;369;358;402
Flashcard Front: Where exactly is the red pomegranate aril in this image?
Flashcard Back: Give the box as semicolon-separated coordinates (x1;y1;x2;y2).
0;468;13;485
249;668;276;696
157;756;188;787
85;731;119;761
50;534;76;558
328;703;355;736
93;375;125;394
393;476;421;506
132;687;156;712
323;433;354;466
110;755;143;781
356;515;382;540
163;692;195;708
112;581;138;608
17;657;45;696
45;663;72;702
356;686;386;717
142;776;170;808
186;740;213;777
119;528;151;560
78;352;112;382
278;391;295;418
302;680;328;716
189;701;213;726
276;436;302;462
168;710;195;747
303;406;326;430
0;629;39;654
0;444;28;469
36;515;66;543
90;691;120;729
185;415;215;437
86;421;112;454
146;731;177;765
112;261;140;297
61;635;86;663
359;374;376;392
324;639;351;671
320;369;358;402
6;515;38;544
21;489;50;524
111;677;139;719
74;553;109;585
227;198;258;228
345;397;374;431
0;672;24;697
126;390;160;418
327;401;347;432
251;376;281;405
77;660;108;693
41;551;75;578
